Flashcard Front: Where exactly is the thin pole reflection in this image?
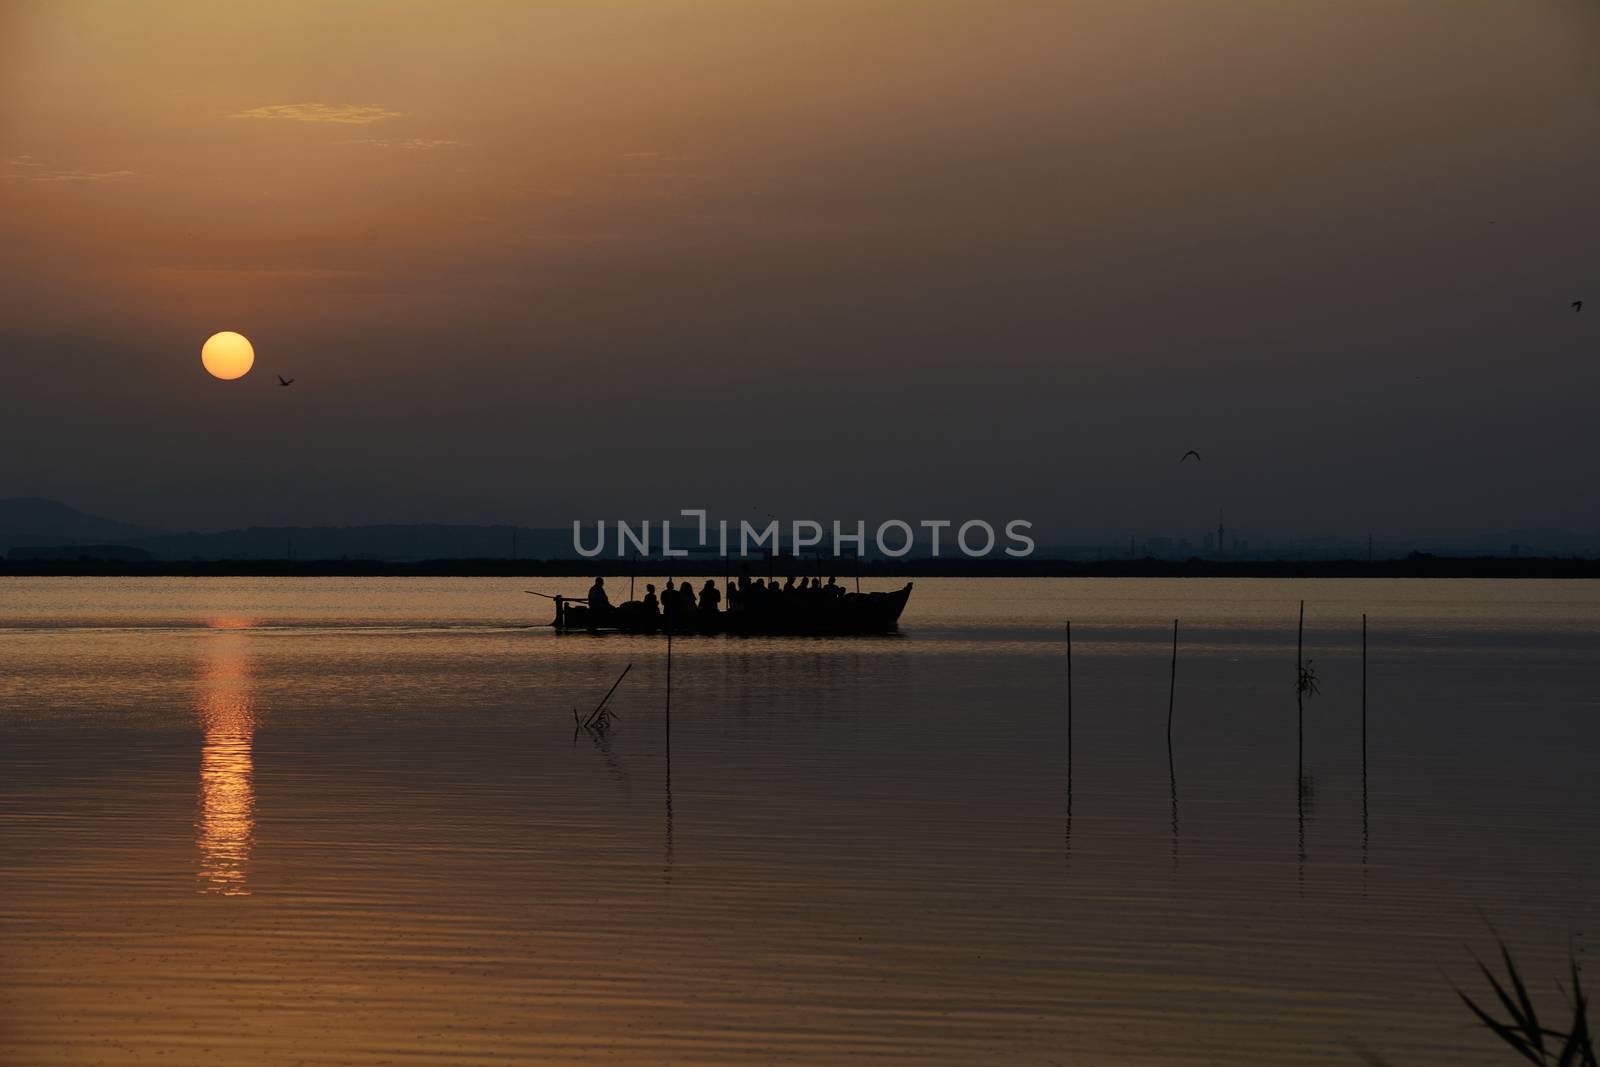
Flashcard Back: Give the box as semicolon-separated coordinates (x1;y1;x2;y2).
195;619;257;896
1361;766;1369;899
664;709;674;881
1296;771;1315;898
1169;747;1179;872
1296;773;1305;897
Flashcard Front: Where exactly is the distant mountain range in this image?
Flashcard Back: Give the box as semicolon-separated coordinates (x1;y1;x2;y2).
0;498;575;561
1036;529;1600;562
3;498;1598;562
0;497;169;549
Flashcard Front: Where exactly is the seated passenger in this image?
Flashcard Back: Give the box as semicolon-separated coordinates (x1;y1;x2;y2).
701;579;721;613
642;583;659;615
588;577;611;611
678;580;697;611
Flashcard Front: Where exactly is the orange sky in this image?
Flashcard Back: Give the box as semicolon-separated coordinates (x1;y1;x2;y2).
3;2;1599;536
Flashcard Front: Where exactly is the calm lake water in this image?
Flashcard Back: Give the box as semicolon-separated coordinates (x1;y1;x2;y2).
2;577;1597;1065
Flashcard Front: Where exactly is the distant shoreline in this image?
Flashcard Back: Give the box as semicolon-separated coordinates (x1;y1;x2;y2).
3;556;1599;579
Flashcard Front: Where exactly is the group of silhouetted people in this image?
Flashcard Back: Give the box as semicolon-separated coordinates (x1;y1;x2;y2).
635;579;722;616
726;572;847;613
586;569;848;620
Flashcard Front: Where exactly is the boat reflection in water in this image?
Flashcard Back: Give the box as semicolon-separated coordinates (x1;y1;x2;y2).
194;618;257;896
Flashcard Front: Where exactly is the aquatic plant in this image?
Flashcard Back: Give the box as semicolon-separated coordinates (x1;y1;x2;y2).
1296;659;1320;699
1453;940;1594;1066
573;663;632;735
1357;940;1592;1066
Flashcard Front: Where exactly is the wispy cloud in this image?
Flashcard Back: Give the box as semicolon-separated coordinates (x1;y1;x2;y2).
6;155;135;183
230;103;402;125
345;137;463;150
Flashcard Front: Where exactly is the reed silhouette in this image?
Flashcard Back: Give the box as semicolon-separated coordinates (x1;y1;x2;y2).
579;663;631;732
1296;659;1320;699
1458;939;1594;1065
1363;939;1595;1066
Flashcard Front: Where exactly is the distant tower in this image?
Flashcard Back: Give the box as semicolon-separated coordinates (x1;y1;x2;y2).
1216;509;1226;559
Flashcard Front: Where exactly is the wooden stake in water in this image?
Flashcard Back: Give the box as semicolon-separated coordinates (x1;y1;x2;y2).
1297;600;1305;775
664;563;674;744
1361;611;1369;875
664;628;674;875
1066;621;1074;770
1167;618;1178;748
1361;612;1368;767
1297;600;1305;666
1065;621;1074;856
1166;619;1180;864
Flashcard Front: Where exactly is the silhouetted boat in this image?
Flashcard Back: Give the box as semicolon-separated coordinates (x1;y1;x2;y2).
551;582;913;635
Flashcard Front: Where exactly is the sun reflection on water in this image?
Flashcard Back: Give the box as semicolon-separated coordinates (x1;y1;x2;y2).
195;622;256;896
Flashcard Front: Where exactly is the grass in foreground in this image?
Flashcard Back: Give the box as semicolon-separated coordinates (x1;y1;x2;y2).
1453;939;1594;1066
1364;939;1594;1065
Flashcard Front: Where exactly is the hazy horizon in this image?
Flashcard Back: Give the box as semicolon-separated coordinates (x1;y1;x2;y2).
4;1;1599;539
6;494;1600;559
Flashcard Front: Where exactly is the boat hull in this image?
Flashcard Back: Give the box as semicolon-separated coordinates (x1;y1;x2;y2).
551;582;913;636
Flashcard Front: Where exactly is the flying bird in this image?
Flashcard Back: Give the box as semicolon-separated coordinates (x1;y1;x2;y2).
278;375;295;387
1180;450;1201;463
1574;301;1584;313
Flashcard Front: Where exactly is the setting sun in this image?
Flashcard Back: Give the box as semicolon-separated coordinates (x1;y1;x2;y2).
201;331;254;380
